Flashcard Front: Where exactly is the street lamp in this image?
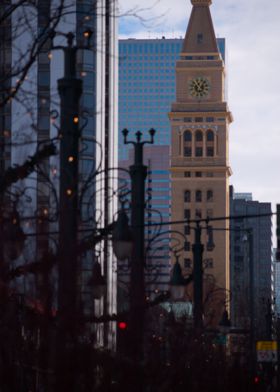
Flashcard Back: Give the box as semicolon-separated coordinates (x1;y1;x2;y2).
112;207;133;261
122;128;155;364
169;254;192;301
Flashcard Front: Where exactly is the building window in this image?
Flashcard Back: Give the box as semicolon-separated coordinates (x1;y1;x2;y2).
184;241;190;252
184;258;192;268
184;225;190;235
195;117;203;123
207;190;213;201
205;258;214;268
206;117;214;122
207;147;214;156
184;209;191;220
206;209;213;219
195;209;202;219
184;147;192;157
197;33;203;44
184;130;192;141
206;130;214;141
184;190;191;203
184;171;191;177
206;172;213;177
195;147;203;157
195;130;203;141
195;190;202;202
195;172;202;177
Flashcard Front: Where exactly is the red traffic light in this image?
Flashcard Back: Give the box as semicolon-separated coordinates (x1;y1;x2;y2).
118;321;128;330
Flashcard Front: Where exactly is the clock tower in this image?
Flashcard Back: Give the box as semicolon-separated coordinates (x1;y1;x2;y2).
169;0;232;321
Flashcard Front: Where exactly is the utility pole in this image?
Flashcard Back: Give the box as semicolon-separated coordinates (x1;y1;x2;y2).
122;129;155;363
192;222;204;330
55;33;82;392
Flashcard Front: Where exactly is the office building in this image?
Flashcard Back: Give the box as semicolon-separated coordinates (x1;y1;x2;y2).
170;0;232;324
230;187;273;339
0;0;118;345
118;36;225;294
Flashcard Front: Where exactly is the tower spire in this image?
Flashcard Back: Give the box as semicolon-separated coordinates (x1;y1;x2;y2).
182;0;218;54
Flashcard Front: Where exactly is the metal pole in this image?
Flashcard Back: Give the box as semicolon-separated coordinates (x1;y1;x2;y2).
192;222;204;330
123;129;155;363
55;33;82;392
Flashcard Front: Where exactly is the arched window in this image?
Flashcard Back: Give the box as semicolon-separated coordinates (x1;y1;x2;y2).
184;130;192;157
184;130;192;142
206;130;214;141
195;190;202;202
195;130;203;157
195;130;203;141
184;190;191;203
207;190;213;202
206;129;215;157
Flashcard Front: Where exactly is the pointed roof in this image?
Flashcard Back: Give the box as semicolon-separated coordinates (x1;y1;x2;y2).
182;0;219;54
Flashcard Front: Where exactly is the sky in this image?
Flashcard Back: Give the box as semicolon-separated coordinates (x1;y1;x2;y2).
118;0;280;222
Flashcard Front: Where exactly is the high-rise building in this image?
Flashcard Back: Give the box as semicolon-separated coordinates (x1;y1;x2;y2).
230;187;273;339
170;0;232;322
118;36;225;294
273;250;280;317
1;0;118;344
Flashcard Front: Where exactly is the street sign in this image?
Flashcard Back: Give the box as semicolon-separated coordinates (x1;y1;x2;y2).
256;341;278;363
213;334;227;346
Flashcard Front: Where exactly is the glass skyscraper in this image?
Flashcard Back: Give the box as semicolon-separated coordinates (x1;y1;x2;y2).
118;37;226;294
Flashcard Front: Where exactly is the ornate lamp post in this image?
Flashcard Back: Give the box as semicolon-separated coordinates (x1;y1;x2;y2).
54;32;84;392
122;128;155;362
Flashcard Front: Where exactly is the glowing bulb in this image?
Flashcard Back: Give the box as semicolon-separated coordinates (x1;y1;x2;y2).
48;53;52;59
73;116;79;123
68;156;74;162
83;31;90;38
66;189;72;196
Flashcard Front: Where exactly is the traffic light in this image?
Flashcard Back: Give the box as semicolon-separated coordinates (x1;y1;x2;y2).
276;204;280;261
117;319;129;355
118;321;128;330
252;374;264;391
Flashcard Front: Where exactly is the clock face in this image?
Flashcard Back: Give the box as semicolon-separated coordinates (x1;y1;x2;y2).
189;77;210;98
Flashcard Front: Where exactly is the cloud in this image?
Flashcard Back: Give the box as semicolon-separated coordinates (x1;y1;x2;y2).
118;0;280;216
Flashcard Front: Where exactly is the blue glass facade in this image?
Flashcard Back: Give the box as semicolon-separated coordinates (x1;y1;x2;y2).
118;38;225;160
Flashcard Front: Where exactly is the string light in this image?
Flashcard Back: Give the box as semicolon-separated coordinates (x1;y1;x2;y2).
81;71;87;77
68;156;74;162
43;208;49;216
66;189;72;196
48;53;52;59
83;31;90;38
73;116;79;123
84;15;91;20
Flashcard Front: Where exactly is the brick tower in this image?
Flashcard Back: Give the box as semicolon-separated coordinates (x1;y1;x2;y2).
169;0;232;321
